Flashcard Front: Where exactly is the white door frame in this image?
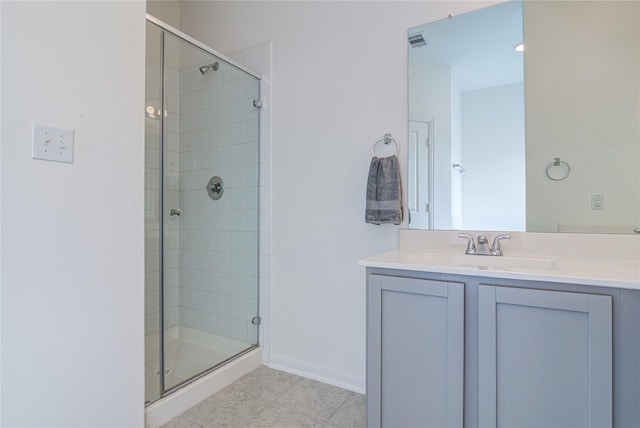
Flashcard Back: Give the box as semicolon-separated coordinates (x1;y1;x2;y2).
408;116;434;229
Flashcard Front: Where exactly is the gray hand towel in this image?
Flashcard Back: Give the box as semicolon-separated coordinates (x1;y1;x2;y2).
365;155;403;225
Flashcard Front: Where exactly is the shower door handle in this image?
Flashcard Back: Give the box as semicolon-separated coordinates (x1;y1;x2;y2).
169;208;182;216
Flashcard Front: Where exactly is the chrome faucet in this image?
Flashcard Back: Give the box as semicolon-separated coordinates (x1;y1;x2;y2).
457;233;511;256
457;233;477;255
476;234;490;255
490;234;511;256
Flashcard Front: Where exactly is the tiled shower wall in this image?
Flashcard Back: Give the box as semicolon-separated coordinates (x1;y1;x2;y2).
176;53;260;344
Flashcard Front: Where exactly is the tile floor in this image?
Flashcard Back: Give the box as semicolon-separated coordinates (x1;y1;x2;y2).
161;366;366;428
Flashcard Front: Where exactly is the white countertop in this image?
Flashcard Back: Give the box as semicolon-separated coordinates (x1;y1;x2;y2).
358;249;640;290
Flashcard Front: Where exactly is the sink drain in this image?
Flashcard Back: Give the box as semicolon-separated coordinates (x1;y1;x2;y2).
155;368;172;376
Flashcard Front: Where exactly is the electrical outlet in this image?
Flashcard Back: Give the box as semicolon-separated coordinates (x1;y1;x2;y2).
591;194;604;210
32;123;74;163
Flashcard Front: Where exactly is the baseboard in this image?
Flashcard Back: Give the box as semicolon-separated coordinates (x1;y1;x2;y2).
267;353;365;394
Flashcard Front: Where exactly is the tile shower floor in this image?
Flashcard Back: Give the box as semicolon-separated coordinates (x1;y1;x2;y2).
161;366;366;428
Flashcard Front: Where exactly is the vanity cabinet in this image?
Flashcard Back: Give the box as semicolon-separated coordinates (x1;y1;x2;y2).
478;285;612;427
367;275;464;428
366;270;622;428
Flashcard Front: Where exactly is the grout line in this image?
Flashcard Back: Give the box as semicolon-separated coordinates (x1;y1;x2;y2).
272;375;303;402
326;391;355;423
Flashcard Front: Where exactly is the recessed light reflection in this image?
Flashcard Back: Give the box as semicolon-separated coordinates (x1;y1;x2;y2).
145;105;168;119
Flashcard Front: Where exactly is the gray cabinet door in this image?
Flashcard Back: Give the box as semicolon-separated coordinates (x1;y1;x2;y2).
478;285;612;428
367;275;464;428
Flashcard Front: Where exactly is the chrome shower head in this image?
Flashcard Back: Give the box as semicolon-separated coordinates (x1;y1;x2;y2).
199;62;219;75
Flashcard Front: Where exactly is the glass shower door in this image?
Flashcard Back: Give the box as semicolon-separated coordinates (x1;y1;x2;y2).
144;21;163;404
145;20;260;403
161;30;260;393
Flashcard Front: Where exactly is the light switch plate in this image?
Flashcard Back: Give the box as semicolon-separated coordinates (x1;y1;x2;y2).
32;123;74;163
591;194;604;210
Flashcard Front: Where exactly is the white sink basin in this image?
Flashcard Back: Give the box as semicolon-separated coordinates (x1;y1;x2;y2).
405;253;562;273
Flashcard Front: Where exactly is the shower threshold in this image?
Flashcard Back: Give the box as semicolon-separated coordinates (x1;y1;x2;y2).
144;346;262;428
145;326;257;403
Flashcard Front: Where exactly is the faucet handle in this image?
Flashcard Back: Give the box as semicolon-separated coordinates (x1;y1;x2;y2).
490;234;511;256
457;233;476;255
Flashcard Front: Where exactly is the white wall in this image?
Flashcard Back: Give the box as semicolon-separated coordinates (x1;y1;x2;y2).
147;0;181;29
179;0;494;392
1;2;146;426
525;1;640;232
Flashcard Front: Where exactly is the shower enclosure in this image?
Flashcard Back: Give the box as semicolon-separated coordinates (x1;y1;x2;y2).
145;17;261;404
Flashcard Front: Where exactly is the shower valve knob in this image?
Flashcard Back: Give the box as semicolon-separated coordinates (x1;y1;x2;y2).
206;176;224;200
169;208;182;216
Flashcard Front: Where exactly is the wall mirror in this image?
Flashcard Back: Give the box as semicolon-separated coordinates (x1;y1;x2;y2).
408;0;640;234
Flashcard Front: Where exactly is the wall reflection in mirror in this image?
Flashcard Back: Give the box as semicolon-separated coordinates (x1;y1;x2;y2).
408;0;640;234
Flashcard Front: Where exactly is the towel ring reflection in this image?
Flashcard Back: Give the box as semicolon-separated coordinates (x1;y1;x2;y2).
545;157;571;181
371;133;400;158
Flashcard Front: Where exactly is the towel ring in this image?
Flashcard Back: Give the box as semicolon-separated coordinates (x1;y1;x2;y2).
545;157;571;181
371;133;400;158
